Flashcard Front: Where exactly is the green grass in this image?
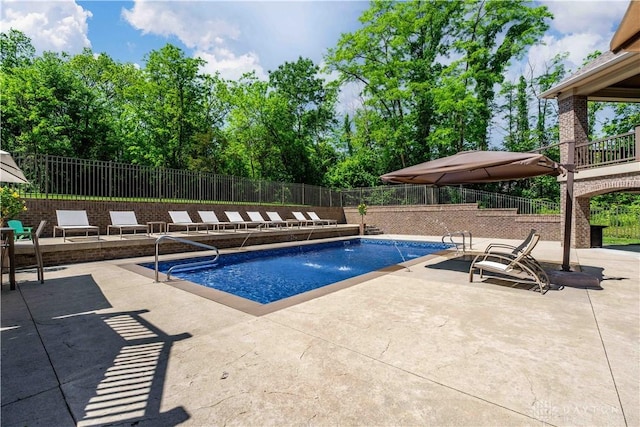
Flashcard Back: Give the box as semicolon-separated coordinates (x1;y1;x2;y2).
603;236;640;246
21;192;307;206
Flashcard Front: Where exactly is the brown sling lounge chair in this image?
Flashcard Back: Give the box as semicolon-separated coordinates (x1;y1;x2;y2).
468;230;551;294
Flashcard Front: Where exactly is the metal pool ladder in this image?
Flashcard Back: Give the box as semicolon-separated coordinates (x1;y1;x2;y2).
442;231;472;254
154;235;220;282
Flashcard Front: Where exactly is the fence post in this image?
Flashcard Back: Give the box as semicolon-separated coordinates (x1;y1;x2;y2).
44;154;49;199
109;161;113;200
635;126;640;161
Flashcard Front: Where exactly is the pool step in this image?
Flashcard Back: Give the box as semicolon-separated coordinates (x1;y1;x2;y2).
364;225;384;235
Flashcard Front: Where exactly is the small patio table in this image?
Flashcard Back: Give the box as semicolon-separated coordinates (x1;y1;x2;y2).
147;221;166;235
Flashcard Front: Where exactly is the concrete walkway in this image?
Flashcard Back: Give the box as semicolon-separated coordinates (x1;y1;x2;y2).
2;236;638;426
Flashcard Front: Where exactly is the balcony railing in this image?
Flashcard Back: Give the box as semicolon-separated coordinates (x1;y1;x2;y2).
575;126;639;170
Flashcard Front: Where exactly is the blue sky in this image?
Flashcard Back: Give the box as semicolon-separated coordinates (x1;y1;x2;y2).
1;0;370;79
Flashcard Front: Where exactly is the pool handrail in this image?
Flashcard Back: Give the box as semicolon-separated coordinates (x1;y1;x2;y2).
441;231;472;253
154;235;220;282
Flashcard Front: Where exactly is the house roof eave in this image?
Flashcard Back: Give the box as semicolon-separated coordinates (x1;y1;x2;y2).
539;51;640;100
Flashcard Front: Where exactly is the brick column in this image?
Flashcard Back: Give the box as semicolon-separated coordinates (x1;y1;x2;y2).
558;95;590;248
574;197;591;248
558;95;589;159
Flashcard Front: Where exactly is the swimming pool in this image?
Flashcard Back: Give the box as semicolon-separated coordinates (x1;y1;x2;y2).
142;238;451;307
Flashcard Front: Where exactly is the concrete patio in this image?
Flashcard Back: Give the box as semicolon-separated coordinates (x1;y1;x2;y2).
1;236;638;426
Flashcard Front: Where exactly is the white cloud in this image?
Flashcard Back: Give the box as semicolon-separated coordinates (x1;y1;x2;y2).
511;1;629;80
197;48;267;81
0;0;92;54
318;64;364;117
122;0;268;80
122;1;240;51
120;1;367;82
496;1;629;146
336;80;365;117
542;0;628;35
528;32;605;72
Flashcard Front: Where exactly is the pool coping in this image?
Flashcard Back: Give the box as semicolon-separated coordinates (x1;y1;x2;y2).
120;236;458;316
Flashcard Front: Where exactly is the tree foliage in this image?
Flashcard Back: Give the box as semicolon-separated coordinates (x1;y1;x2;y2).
326;0;552;178
1;0;636;209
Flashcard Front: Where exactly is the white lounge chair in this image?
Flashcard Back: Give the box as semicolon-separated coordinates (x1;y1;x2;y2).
468;231;550;294
247;211;281;228
167;211;207;234
54;210;100;242
307;211;337;226
266;211;300;228
197;211;236;231
107;211;149;239
224;211;262;230
292;211;321;227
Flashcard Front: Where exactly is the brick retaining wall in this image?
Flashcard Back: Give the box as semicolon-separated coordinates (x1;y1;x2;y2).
18;199;560;241
344;204;560;241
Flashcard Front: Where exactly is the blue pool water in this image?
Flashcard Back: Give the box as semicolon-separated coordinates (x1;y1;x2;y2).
142;239;450;304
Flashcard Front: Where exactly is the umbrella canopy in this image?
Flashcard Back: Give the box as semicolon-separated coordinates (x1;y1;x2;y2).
381;150;574;272
380;150;562;185
0;150;29;184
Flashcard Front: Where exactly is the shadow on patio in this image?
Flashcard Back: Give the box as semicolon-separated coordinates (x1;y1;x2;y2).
1;275;191;426
425;256;605;291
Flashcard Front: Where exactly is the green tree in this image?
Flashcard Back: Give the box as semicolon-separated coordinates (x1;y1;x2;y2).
327;0;550;183
0;29;35;71
602;103;640;136
1;30;144;161
342;114;353;156
1;50;81;157
446;0;552;150
65;49;125;160
327;1;462;172
268;57;338;184
224;73;272;179
326;107;388;188
133;44;206;168
186;73;235;174
501;75;532;153
530;52;568;148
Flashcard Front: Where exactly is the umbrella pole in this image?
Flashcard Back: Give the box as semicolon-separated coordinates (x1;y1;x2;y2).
562;147;575;272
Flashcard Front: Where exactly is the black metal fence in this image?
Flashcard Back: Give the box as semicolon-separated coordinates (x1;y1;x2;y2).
590;205;640;240
15;154;340;206
13;154;560;213
340;184;559;214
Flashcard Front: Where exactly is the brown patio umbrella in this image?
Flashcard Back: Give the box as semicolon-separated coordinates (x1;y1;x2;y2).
380;150;576;272
0;150;29;184
380;150;562;185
